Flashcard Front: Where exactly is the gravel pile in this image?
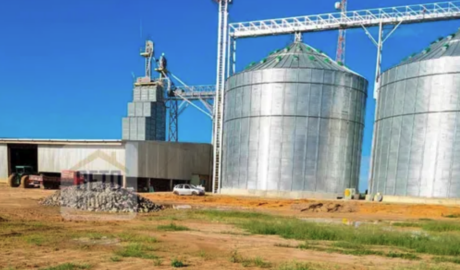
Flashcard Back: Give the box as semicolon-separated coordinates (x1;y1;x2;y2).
40;182;163;213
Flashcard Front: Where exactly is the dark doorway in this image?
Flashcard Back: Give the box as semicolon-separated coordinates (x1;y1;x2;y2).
124;178;190;193
8;144;38;175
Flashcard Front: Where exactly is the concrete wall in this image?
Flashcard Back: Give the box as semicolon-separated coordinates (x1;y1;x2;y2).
382;195;460;206
125;141;212;180
38;144;126;174
0;144;7;183
220;188;339;200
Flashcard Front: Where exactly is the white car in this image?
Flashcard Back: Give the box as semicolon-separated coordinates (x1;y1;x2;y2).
173;184;205;196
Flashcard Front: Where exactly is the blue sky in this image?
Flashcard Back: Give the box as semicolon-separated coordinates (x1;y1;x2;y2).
1;0;459;191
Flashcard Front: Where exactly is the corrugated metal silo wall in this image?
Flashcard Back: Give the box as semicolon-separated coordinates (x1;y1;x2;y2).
222;68;368;194
0;144;7;181
371;57;460;198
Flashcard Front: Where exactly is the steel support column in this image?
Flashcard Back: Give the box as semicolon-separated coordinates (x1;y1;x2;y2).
365;21;401;196
167;99;179;142
232;38;237;75
227;36;232;78
374;21;384;98
212;0;230;194
367;22;383;197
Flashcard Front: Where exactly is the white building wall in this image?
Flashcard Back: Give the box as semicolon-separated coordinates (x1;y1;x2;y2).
0;144;8;182
38;144;126;175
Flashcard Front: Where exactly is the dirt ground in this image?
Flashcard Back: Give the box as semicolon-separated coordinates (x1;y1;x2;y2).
144;192;460;220
1;184;460;270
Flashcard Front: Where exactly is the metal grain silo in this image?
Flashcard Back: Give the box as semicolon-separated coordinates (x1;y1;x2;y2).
370;32;460;199
221;41;368;198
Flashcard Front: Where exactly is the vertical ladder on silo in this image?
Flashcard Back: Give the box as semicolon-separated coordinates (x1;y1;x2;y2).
212;0;230;194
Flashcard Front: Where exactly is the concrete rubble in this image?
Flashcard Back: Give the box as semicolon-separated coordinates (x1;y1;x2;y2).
40;182;163;213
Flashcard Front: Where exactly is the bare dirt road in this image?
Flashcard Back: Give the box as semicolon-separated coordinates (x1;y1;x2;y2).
1;185;460;270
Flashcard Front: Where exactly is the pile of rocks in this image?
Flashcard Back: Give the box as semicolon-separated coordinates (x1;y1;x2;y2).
40;182;163;213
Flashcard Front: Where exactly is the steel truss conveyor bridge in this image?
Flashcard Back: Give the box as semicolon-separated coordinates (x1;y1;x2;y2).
185;0;460;193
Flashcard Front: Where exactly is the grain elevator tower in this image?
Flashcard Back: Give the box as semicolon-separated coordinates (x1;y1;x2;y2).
122;40;166;141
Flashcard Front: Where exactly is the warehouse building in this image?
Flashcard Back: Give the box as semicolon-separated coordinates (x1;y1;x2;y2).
0;41;213;192
0;139;212;192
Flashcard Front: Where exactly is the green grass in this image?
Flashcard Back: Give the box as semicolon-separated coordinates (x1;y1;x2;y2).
238;218;460;256
339;248;384;256
230;249;242;263
393;222;422;228
171;258;185;268
443;214;460;219
0;221;51;233
39;263;91;270
76;232;111;240
332;241;364;250
297;242;323;251
117;232;158;243
229;248;271;268
275;243;296;248
147;215;182;221
394;221;460;232
15;231;70;248
153;258;163;266
433;256;460;264
298;242;383;256
395;263;457;270
194;210;273;221
241;257;272;268
109;256;122;262
146;209;273;224
303;242;419;259
115;244;159;260
422;222;460;232
24;235;46;246
386;252;420;260
0;221;66;247
219;231;250;236
157;223;190;232
277;262;317;270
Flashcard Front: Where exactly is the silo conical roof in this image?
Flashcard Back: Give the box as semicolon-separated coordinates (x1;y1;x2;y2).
242;42;361;76
396;31;460;66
